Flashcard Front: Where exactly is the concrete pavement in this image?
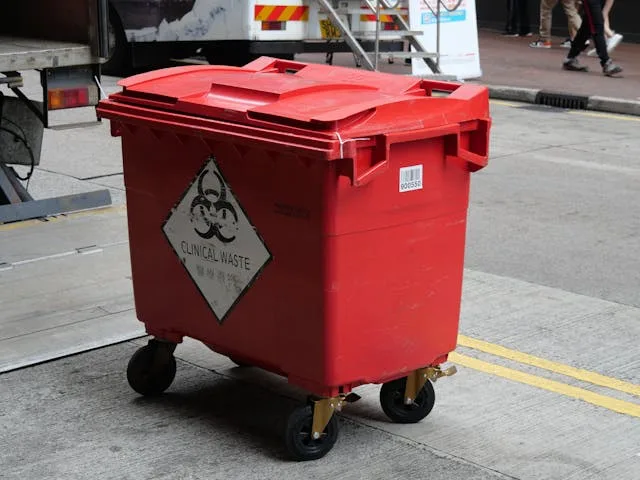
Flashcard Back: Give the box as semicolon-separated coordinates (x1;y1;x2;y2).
0;343;509;480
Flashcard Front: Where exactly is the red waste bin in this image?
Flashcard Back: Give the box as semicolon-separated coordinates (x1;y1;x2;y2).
97;57;491;461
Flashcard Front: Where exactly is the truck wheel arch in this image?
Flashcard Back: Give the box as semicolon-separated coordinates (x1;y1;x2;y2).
103;2;130;75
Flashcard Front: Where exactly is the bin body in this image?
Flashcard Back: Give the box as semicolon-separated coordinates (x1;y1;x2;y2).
97;58;491;398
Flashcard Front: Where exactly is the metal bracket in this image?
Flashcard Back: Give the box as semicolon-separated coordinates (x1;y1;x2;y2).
149;338;178;356
0;184;112;224
404;365;457;405
0;72;23;89
310;392;361;439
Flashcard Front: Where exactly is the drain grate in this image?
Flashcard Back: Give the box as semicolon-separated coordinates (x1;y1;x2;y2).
535;91;589;110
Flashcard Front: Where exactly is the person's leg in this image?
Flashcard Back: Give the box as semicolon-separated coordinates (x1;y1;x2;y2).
535;0;557;46
504;0;517;34
567;12;591;59
581;0;609;65
561;0;582;39
563;13;591;70
564;0;622;74
519;0;532;35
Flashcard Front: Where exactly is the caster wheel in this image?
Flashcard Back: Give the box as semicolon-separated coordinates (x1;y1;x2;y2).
380;376;435;424
284;405;339;461
127;342;176;396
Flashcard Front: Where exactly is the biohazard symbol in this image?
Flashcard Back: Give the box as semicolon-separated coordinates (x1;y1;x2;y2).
189;167;238;244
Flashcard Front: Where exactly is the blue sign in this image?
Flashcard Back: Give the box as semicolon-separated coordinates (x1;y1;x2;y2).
422;10;466;25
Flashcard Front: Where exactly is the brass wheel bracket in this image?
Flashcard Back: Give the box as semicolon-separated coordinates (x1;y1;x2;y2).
310;392;361;439
403;365;457;405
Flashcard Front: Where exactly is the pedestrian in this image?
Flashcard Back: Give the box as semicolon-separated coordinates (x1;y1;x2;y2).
586;0;623;56
503;0;532;37
529;0;582;48
562;0;623;76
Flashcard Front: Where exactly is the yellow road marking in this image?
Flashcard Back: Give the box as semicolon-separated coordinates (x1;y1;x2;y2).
458;335;640;398
449;352;640;418
490;99;521;107
0;204;126;232
568;110;640;122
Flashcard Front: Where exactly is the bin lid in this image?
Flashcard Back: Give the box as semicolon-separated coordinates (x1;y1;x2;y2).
107;57;482;133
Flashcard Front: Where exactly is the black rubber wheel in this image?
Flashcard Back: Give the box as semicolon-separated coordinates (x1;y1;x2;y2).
284;405;339;461
380;377;435;424
127;344;176;396
229;357;250;368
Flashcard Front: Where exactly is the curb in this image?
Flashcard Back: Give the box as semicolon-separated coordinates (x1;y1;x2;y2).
486;85;640;117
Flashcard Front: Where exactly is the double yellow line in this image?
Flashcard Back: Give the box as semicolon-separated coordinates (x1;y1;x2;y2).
451;335;640;418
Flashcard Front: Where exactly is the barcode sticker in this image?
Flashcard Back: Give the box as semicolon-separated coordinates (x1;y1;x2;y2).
399;165;423;192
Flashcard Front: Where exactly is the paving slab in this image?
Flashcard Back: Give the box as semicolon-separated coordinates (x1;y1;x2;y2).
0;343;509;480
10;166;126;205
0;208;142;373
166;266;640;480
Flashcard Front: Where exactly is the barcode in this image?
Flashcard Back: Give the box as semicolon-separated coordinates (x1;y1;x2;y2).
399;165;423;192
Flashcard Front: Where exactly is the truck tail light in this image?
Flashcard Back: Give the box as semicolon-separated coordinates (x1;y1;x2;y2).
262;21;286;31
48;86;98;110
43;66;100;111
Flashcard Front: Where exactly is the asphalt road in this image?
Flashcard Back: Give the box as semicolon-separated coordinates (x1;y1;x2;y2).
466;101;640;309
1;66;639;479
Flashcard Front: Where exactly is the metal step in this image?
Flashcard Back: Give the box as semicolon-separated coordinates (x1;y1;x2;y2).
314;0;376;70
350;30;424;38
376;51;439;59
363;0;441;74
312;0;439;74
331;8;406;15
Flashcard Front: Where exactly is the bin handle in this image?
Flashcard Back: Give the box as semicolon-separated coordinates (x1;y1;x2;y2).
338;132;388;187
383;124;460;146
348;121;488;187
348;124;460;187
383;123;488;170
352;157;389;187
247;57;310;74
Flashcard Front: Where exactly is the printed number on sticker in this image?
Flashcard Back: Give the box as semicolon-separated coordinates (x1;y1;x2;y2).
399;165;423;192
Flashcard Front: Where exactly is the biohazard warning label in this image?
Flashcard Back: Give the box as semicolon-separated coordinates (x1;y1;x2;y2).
162;157;271;324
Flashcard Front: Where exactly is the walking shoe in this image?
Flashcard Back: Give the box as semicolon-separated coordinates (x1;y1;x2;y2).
501;31;519;37
608;33;624;52
562;57;588;72
602;59;623;77
530;39;551;48
587;33;624;57
562;38;590;49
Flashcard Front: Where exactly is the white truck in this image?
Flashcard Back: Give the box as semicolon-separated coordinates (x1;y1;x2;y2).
0;0;112;223
104;0;437;73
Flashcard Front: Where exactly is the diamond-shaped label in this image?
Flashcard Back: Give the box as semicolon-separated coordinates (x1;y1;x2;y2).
162;157;271;324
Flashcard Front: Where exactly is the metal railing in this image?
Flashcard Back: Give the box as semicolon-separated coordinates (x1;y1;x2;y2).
367;0;464;71
420;0;464;70
316;0;464;74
